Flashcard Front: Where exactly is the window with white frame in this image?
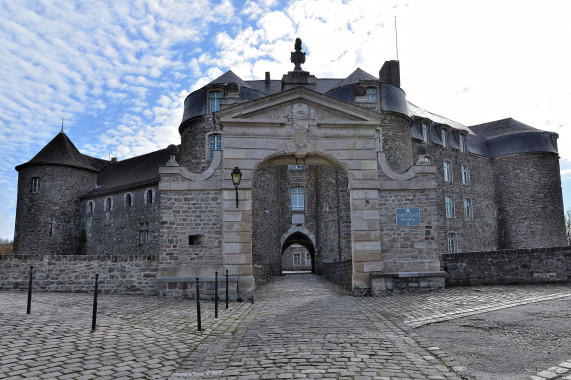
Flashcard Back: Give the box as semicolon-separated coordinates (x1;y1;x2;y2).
459;133;467;153
305;252;311;266
208;134;222;159
124;193;133;207
464;198;472;220
441;128;449;148
366;87;377;102
293;252;301;266
422;123;431;143
31;177;40;193
209;90;221;114
461;164;470;185
291;187;304;211
444;161;452;182
445;195;454;218
145;189;154;205
86;200;94;214
139;222;149;244
104;197;113;211
448;232;458;253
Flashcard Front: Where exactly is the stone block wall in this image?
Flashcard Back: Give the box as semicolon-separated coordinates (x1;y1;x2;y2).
80;186;160;256
157;275;238;300
322;259;352;290
441;247;571;286
0;254;158;294
282;244;312;271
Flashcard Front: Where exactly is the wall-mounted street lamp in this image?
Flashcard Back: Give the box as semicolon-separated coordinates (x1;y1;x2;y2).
231;167;242;208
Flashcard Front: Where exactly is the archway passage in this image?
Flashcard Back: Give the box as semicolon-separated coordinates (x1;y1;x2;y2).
281;233;315;273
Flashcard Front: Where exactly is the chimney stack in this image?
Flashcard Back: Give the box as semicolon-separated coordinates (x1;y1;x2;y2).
265;72;271;84
379;60;400;87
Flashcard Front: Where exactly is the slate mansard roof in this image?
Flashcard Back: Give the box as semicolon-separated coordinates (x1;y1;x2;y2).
180;67;559;159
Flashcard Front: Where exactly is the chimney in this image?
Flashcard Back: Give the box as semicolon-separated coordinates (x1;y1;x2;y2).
265;72;271;84
379;60;400;87
111;157;118;163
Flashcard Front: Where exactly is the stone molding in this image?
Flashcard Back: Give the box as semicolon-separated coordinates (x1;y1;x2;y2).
377;152;436;181
280;226;317;252
159;150;221;181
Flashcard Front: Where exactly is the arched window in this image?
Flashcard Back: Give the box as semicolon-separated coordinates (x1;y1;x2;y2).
104;197;113;211
445;195;454;218
461;164;470;185
447;232;458;253
86;201;94;214
208;134;222;159
464;198;472;220
124;193;133;207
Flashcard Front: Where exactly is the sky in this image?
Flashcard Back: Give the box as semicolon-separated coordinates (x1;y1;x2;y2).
1;0;570;240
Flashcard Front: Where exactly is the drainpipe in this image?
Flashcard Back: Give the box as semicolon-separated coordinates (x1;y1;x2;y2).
336;168;342;261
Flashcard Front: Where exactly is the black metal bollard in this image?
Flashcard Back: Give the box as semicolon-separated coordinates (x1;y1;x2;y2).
215;271;218;318
225;270;229;309
91;273;99;332
196;277;201;331
26;265;33;314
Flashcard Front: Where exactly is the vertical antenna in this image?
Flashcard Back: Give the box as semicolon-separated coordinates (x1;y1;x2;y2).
61;117;64;132
394;16;399;61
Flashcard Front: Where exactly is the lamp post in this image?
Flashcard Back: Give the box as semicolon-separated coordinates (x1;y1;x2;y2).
231;167;242;208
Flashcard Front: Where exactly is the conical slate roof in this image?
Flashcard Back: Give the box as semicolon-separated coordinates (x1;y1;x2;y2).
16;131;98;172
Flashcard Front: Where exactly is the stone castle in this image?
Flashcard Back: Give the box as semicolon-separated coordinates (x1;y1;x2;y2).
14;40;566;300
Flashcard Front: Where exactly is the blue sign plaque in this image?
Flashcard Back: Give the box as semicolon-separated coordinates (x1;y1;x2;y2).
396;208;420;226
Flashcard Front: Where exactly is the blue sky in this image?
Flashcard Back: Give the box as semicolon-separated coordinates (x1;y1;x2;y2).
1;0;570;240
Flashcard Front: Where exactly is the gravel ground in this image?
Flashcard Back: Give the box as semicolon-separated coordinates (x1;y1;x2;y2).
417;296;571;379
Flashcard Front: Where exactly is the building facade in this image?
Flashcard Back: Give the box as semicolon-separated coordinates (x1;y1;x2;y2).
14;40;566;300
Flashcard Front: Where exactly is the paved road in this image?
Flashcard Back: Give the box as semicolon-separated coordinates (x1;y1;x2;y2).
1;274;571;379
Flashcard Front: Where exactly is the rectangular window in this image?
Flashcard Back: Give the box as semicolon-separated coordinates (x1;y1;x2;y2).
145;189;154;204
444;161;452;182
445;195;454;218
291;187;304;211
105;197;112;211
448;233;458;253
461;164;470;185
422;123;430;143
293;252;301;266
305;252;311;266
209;134;222;159
459;134;467;153
441;128;449;148
288;165;304;170
366;87;377;102
209;91;221;113
375;129;381;152
125;193;132;207
87;201;94;214
139;223;149;244
31;177;40;193
464;198;472;220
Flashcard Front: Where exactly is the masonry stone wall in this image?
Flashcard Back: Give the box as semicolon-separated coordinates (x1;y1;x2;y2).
282;244;312;271
14;166;97;256
412;139;498;254
159;189;223;267
322;259;352;290
380;115;414;174
80;186;160;256
315;166;351;271
179;117;220;172
441;247;571;286
493;152;566;249
0;254;158;294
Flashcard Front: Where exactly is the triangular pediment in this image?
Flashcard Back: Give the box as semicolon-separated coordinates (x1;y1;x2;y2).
214;86;380;126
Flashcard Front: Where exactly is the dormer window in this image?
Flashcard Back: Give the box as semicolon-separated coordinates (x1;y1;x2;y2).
209;90;221;114
459;133;467;153
31;177;40;193
422;123;431;143
441;128;449;148
366;87;377;102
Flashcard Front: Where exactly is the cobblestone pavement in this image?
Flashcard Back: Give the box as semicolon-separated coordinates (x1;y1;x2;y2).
1;275;571;379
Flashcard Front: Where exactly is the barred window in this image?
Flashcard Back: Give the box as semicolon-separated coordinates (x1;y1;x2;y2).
209;134;222;159
31;177;40;193
291;187;304;211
